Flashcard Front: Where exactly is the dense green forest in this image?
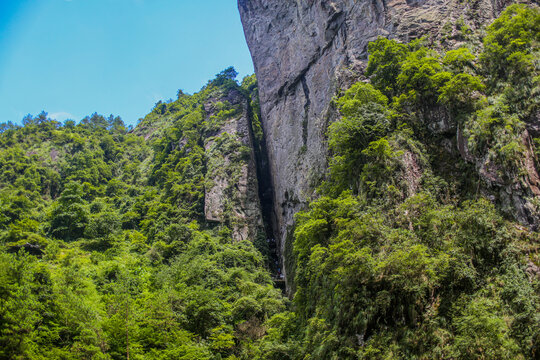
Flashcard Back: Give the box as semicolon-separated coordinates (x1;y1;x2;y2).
0;71;286;359
1;4;539;360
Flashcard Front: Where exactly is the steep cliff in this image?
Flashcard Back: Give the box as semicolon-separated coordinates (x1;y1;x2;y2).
239;0;538;280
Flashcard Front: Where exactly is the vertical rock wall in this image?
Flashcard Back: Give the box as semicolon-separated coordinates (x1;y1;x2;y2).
238;0;527;282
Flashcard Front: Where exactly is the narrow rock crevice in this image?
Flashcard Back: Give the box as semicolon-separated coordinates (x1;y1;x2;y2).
244;92;283;286
301;75;311;147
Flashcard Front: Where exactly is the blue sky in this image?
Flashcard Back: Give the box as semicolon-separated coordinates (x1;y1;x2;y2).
0;0;254;125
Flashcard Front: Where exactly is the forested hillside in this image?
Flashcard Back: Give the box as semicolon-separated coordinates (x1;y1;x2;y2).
0;4;539;360
0;71;286;359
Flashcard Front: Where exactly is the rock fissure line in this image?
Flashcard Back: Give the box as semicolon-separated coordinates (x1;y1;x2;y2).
245;94;283;282
300;76;310;147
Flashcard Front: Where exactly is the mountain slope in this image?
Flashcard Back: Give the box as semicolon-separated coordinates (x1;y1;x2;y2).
0;71;285;359
239;0;539;283
0;3;539;359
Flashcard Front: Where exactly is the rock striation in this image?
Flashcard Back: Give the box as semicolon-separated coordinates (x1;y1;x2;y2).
238;0;535;282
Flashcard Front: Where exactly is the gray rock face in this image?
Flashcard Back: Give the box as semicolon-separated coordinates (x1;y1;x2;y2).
203;89;264;242
238;0;525;280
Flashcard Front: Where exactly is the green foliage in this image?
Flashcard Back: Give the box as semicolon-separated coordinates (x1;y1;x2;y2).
452;297;521;359
49;182;89;241
481;4;540;86
465;96;525;168
366;37;409;97
264;187;538;359
326;83;391;194
483;5;540;132
397;48;447;105
443;47;476;71
359;136;403;198
211;66;240;91
438;73;485;116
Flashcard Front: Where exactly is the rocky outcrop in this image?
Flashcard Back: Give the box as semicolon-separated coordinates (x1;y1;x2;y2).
203;89;265;242
238;0;528;281
476;130;540;229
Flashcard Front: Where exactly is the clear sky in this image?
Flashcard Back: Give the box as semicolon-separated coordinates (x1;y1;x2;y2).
0;0;254;125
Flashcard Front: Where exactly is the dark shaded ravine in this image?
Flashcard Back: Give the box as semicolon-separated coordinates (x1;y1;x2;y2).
245;94;285;289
